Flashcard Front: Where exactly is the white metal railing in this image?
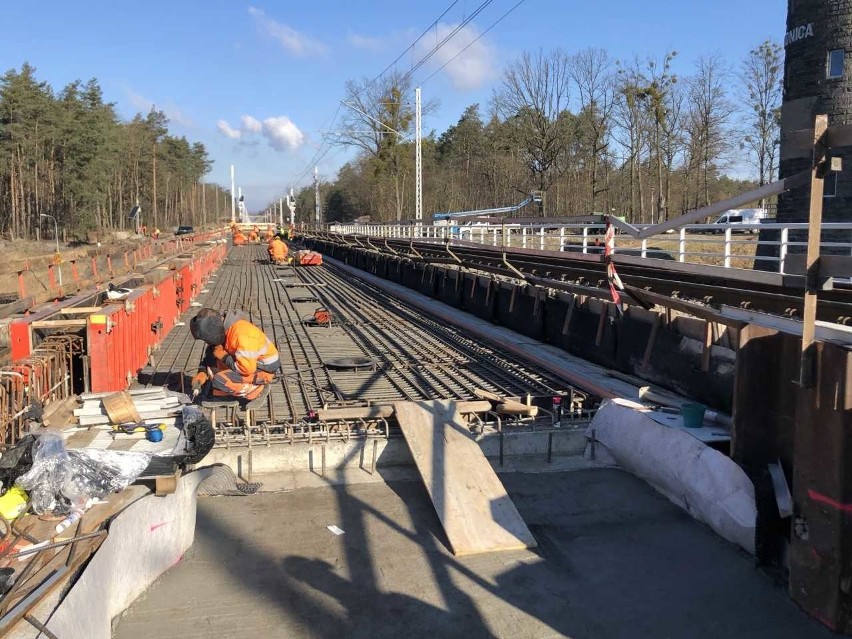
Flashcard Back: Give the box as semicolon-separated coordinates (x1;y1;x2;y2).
320;221;852;276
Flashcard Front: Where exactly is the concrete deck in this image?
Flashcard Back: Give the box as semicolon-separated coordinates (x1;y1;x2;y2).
113;469;830;639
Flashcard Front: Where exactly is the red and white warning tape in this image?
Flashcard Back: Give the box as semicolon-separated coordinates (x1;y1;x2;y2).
604;221;625;305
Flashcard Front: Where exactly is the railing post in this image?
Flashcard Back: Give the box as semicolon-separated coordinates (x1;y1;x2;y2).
641;238;648;259
724;227;732;269
779;226;789;274
582;227;589;254
493;228;498;246
679;228;686;263
559;227;565;251
539;226;545;250
522;227;527;249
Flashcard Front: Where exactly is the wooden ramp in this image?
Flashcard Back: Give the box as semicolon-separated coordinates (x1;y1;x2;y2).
394;400;537;555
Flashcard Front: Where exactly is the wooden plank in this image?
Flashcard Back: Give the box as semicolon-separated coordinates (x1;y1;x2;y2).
800;114;828;387
155;469;182;496
30;319;88;329
641;315;661;371
561;295;576;335
394;399;536;555
316;401;492;422
58;306;103;314
701;320;714;373
77;410;177;426
720;305;852;345
624;285;746;328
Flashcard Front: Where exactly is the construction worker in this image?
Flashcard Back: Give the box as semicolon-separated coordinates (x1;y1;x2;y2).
152;227;160;239
265;226;275;242
247;228;259;243
190;308;280;401
268;234;289;265
233;230;248;245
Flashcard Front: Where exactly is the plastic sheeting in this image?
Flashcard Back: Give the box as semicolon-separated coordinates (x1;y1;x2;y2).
587;399;756;554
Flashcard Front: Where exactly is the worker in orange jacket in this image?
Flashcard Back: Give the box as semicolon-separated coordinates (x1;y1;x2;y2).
233;230;247;245
247;229;259;243
190;308;280;401
265;227;275;242
268;235;289;265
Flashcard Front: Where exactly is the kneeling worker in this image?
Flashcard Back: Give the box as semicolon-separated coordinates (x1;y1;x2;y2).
190;308;280;401
268;234;289;265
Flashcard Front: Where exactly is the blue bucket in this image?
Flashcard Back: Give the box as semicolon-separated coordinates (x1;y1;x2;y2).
680;403;706;429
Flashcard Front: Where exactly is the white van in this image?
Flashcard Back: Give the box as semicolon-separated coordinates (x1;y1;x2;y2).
711;208;767;233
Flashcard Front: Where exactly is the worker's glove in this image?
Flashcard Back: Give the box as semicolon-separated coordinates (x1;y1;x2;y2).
191;371;208;396
212;345;227;361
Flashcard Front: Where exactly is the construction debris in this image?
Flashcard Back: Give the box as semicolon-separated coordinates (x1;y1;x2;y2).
74;388;185;427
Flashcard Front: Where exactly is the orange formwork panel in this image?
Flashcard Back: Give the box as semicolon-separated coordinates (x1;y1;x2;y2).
85;242;226;391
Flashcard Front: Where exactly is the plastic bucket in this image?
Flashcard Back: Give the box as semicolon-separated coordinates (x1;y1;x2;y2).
680;403;707;429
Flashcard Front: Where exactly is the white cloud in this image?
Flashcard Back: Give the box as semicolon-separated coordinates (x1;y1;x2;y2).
347;32;384;52
217;113;304;152
261;116;304;151
415;23;497;91
241;115;262;132
217;119;242;139
248;6;325;57
126;89;195;126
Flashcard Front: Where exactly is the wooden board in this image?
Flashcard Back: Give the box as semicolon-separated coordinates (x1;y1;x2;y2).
394;400;536;555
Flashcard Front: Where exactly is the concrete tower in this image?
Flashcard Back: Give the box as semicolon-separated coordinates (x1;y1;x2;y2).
778;0;852;221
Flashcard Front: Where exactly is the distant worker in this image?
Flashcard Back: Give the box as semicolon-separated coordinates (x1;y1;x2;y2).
152;227;160;239
268;235;289;265
247;228;259;243
141;225;148;236
233;230;247;246
265;226;275;242
190;308;280;401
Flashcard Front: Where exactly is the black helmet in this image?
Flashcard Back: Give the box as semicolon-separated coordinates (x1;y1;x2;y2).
190;308;225;345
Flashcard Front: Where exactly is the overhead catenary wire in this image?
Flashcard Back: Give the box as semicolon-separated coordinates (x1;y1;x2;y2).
288;0;511;197
398;0;495;86
421;0;528;85
369;0;462;87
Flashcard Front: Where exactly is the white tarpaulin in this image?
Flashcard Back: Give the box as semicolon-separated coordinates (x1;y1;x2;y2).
588;399;756;554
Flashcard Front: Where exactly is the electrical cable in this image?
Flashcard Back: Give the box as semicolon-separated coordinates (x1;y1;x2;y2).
399;0;494;85
421;0;528;85
368;0;462;87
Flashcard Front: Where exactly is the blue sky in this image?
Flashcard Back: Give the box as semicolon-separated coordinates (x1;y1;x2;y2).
1;0;786;210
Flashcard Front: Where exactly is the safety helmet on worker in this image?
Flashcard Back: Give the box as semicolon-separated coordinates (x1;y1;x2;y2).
190;308;226;345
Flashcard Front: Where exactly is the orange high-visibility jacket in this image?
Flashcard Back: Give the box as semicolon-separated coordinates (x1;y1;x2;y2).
233;232;247;245
221;312;279;378
248;231;259;242
270;238;288;261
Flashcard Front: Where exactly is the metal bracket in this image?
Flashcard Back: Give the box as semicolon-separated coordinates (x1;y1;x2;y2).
444;239;463;265
408;240;423;260
383;239;399;256
501;251;526;281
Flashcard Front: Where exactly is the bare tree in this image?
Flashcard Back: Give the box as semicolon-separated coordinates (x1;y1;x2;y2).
688;54;736;207
740;40;783;208
337;71;414;158
613;62;651;222
570;47;616;212
633;51;678;223
493;49;574;214
335;73;415;221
